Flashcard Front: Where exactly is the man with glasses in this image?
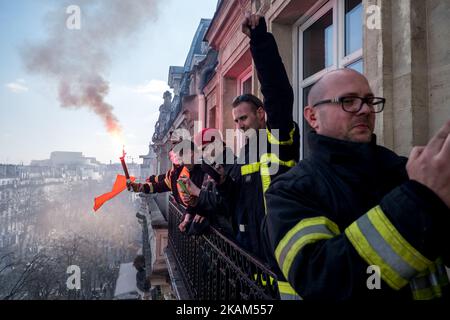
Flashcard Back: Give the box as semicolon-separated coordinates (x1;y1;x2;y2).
264;68;450;300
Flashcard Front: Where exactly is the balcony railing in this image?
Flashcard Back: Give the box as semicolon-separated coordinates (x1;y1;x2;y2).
167;196;281;300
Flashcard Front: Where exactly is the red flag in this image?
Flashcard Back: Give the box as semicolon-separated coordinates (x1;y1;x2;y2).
93;174;136;212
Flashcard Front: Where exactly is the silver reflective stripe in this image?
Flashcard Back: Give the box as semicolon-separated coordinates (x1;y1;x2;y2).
277;224;333;268
239;224;246;232
436;261;450;285
357;214;418;280
280;293;303;300
429;272;440;288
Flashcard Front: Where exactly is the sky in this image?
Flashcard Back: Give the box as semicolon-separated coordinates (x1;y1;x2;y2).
0;0;218;165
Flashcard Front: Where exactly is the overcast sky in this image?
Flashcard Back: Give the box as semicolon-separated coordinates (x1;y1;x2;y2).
0;0;218;165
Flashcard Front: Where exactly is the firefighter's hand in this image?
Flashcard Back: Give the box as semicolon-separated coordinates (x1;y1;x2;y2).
127;181;142;192
127;182;151;193
178;214;192;232
241;13;266;38
179;176;201;197
407;120;450;208
181;193;198;207
193;215;205;224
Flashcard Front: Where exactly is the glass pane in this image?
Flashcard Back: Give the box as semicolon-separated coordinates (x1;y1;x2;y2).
242;77;252;94
345;0;363;56
303;84;313;108
303;10;333;79
208;107;216;128
347;59;363;73
302;84;314;158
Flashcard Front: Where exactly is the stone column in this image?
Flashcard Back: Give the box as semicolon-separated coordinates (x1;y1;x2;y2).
364;0;429;155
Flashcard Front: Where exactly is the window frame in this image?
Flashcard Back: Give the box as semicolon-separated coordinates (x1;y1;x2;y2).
237;65;253;95
293;0;364;159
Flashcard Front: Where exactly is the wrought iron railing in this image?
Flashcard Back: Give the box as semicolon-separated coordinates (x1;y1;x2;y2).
167;196;281;300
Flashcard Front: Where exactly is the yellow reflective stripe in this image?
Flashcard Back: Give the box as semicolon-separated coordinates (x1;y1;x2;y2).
260;153;296;210
253;274;276;287
278;281;299;295
345;206;433;290
278;281;302;300
260;153;297;171
241;154;296;177
276;217;340;260
281;233;334;280
261;172;271;212
241;162;260;176
275;217;340;280
241;153;296;210
368;206;432;272
252;275;302;300
260;156;273;199
346;221;408;290
412;287;442;300
266;126;295;146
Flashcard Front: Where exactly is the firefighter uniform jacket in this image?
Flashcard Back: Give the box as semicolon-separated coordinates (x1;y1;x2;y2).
146;164;204;208
264;131;450;300
218;18;300;262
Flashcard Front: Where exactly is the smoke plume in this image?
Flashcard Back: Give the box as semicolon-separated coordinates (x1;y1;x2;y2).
22;0;161;135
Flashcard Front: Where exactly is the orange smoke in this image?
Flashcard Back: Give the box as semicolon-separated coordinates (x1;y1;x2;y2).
21;0;161;135
59;75;122;135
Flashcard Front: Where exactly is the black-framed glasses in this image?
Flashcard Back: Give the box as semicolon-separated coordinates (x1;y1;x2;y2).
313;96;386;113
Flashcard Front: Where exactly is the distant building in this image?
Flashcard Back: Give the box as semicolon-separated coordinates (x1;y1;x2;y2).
114;262;141;300
31;151;101;168
150;18;212;174
139;144;158;179
49;151;84;166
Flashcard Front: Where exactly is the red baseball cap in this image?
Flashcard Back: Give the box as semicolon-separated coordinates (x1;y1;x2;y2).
194;128;222;147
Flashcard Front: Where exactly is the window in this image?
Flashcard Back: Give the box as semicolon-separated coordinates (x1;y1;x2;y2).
236;67;253;152
242;77;252;95
302;84;315;157
296;0;363;158
208;106;216;128
238;68;253;95
345;0;363;56
303;9;334;79
347;59;363;73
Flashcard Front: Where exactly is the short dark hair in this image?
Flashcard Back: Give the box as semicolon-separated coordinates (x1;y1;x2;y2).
232;94;264;111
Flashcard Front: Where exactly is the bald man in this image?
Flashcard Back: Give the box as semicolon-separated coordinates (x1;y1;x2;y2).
263;68;450;300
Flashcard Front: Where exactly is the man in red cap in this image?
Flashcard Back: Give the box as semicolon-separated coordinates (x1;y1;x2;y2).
127;132;203;208
178;128;236;237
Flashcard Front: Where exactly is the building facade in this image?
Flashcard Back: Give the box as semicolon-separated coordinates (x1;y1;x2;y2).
142;0;450;300
155;0;450;159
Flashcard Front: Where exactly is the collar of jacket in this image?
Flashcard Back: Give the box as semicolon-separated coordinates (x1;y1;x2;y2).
308;131;378;168
307;131;409;208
